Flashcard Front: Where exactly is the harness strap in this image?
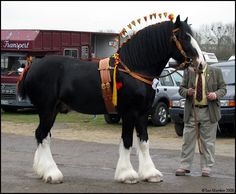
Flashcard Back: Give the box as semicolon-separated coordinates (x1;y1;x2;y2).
99;58;117;114
119;60;153;85
98;28;193;113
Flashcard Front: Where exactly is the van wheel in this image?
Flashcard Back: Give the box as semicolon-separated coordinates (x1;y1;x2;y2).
175;123;184;136
104;114;121;124
151;102;168;126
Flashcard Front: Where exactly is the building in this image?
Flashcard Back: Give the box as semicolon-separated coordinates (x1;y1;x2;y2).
1;29;120;111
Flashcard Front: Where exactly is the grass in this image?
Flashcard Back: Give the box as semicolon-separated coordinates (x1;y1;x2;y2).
1;109;176;135
1;110;109;126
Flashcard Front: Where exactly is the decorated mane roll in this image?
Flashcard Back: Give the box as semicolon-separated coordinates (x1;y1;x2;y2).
119;12;175;47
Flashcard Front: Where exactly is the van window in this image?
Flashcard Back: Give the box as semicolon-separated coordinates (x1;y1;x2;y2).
172;72;183;86
221;66;235;84
1;55;27;73
160;70;174;86
64;48;78;58
81;45;89;59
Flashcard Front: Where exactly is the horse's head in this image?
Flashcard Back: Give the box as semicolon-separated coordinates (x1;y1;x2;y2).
170;15;205;71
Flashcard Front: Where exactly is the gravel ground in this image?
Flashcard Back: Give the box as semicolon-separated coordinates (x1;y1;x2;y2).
1;121;234;157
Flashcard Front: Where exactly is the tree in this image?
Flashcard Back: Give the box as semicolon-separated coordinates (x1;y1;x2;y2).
194;22;235;60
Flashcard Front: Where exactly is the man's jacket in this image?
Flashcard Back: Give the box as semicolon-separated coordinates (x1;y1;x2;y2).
179;65;227;123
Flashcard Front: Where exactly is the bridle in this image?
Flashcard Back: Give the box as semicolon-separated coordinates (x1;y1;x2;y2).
170;28;193;71
111;27;193;85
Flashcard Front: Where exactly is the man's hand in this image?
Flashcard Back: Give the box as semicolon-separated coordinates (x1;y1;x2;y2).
187;88;195;96
207;92;217;101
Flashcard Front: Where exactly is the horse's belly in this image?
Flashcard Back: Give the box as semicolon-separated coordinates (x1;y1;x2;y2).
61;90;107;115
59;64;110;114
70;100;107;115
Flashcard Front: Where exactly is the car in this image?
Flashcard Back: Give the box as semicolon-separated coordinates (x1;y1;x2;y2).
228;55;235;61
104;67;183;126
169;60;235;136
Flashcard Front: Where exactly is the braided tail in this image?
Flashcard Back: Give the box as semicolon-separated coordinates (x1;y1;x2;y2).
17;65;30;100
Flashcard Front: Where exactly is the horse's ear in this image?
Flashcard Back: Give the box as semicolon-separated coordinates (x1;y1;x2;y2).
184;17;188;23
175;15;181;27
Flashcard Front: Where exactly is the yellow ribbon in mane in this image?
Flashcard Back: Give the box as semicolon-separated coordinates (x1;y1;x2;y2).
112;53;120;106
112;65;118;106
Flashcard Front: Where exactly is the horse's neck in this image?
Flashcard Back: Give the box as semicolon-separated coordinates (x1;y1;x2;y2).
118;24;173;76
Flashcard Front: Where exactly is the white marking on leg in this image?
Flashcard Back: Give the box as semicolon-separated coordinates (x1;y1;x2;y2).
114;139;139;184
33;135;63;183
137;138;163;182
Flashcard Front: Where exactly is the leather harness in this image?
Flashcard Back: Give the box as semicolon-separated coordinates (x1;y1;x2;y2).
98;28;192;113
98;27;203;155
99;58;117;113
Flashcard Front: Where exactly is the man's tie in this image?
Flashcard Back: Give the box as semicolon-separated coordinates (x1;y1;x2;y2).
196;64;203;102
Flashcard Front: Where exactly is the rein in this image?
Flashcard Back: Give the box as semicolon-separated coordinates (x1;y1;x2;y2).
191;67;204;155
172;28;203;154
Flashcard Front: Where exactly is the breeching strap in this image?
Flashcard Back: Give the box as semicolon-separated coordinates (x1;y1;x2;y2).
98;58;117;113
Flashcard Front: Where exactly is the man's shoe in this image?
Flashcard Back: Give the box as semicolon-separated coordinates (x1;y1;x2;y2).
175;168;190;176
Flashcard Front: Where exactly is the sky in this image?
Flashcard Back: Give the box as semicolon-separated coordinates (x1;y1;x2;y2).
1;1;235;33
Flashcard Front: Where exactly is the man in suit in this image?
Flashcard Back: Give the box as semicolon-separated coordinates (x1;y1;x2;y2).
175;61;226;177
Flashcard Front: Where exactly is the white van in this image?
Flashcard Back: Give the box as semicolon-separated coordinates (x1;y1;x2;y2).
166;52;218;67
202;51;218;64
228;55;235;61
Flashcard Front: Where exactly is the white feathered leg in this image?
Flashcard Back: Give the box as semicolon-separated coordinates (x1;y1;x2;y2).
137;139;163;182
114;139;139;184
33;134;63;183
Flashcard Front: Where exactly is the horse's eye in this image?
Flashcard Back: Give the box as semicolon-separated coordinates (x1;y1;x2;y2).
185;34;191;41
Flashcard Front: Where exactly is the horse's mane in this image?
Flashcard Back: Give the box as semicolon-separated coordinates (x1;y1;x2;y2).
117;21;174;75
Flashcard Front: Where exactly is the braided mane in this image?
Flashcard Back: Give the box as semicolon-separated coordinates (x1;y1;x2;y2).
117;21;174;76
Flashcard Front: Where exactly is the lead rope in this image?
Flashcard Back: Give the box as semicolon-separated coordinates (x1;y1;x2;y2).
192;67;203;155
193;98;203;155
172;28;203;154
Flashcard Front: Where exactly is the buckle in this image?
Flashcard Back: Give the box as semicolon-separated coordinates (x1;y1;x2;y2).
105;82;110;89
101;83;106;89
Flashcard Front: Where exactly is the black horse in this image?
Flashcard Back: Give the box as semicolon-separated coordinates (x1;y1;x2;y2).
17;15;204;184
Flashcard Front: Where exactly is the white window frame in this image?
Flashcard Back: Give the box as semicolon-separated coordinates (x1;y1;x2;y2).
63;48;78;58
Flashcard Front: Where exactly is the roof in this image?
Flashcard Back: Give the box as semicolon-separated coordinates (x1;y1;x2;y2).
1;29;119;52
228;55;235;61
1;29;118;41
212;60;235;67
1;30;40;41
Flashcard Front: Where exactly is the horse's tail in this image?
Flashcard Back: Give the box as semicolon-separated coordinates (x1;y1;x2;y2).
17;65;31;100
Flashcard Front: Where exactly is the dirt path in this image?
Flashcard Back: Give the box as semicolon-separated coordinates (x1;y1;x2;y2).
1;121;235;157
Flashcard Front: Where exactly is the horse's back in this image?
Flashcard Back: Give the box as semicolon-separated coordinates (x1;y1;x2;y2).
25;55;106;114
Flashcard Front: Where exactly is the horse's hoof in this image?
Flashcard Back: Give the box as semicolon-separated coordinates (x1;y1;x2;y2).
115;169;139;184
43;175;63;184
146;175;163;183
42;168;63;184
139;169;163;183
124;179;139;184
